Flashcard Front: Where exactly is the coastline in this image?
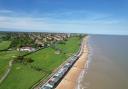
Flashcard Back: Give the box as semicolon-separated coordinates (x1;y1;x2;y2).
55;37;89;89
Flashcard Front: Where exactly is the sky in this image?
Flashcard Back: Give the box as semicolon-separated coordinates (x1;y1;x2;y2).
0;0;128;35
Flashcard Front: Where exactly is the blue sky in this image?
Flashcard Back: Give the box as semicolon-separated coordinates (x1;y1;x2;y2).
0;0;128;35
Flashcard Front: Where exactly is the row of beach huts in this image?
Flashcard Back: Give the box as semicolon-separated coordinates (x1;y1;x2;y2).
40;38;85;89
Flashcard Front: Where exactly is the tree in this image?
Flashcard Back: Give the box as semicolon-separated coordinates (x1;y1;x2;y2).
58;41;66;44
25;57;34;63
15;56;24;63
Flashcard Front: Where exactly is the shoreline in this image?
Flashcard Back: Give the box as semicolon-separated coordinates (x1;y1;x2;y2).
55;37;89;89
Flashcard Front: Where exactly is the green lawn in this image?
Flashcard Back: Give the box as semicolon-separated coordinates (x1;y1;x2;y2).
0;64;48;89
0;41;11;50
0;37;81;89
0;51;18;78
0;40;23;78
0;51;27;78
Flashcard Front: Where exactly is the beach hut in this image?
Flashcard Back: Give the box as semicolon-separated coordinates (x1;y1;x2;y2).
42;83;53;89
41;86;51;89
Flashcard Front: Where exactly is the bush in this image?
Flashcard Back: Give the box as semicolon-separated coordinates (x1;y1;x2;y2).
15;56;34;63
14;56;24;63
58;41;66;44
25;57;34;63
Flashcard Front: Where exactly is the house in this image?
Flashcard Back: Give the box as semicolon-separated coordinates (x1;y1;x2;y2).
17;47;36;52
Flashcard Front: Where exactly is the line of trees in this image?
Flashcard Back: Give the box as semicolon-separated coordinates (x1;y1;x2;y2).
0;32;86;50
14;56;34;63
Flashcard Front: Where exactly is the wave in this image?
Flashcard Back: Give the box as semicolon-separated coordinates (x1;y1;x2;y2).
76;58;91;89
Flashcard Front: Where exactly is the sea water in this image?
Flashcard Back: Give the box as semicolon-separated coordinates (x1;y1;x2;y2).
78;35;128;89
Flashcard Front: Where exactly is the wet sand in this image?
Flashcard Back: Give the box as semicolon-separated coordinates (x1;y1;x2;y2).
56;37;89;89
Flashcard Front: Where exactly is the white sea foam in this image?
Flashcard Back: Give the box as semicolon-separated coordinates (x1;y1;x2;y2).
76;38;92;89
76;58;91;89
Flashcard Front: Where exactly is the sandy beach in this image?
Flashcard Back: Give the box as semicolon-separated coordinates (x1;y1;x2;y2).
56;37;89;89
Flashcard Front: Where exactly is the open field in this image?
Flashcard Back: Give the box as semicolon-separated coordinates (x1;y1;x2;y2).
0;51;28;78
0;41;11;50
0;51;18;78
0;41;18;78
0;37;81;89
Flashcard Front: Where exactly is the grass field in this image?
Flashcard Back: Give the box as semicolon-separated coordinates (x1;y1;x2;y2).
0;51;28;78
0;41;11;50
0;41;14;78
0;51;18;78
0;37;81;89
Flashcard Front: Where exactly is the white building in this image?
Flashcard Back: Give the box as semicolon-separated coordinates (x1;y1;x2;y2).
17;47;36;52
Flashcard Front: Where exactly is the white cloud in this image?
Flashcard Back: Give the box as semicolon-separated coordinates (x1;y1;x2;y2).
0;10;13;13
0;10;127;35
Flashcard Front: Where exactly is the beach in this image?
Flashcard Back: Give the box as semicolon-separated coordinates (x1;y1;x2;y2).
56;37;89;89
80;35;128;89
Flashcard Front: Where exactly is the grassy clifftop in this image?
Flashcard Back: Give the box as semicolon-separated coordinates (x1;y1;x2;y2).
0;36;81;89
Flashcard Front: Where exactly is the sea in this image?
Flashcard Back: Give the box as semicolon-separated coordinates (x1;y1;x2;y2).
78;35;128;89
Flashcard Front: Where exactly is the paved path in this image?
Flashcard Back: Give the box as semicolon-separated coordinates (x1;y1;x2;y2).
0;60;13;84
